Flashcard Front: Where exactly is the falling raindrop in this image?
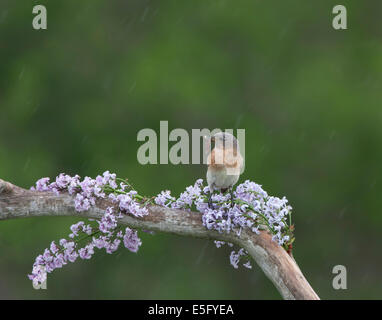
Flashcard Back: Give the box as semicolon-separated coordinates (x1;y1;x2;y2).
128;81;137;94
329;130;337;140
338;207;347;219
23;157;31;172
19;67;25;80
194;241;209;265
234;114;243;129
0;10;8;24
141;6;149;22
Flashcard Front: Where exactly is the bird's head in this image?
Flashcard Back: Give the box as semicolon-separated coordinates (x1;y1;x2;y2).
211;132;239;151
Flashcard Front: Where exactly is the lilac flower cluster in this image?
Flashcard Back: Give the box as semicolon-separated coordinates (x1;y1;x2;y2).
29;172;146;287
28;171;294;284
230;248;252;269
109;191;149;217
154;179;294;269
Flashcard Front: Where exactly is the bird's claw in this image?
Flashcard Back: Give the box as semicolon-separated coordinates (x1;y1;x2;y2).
208;195;213;209
230;189;235;208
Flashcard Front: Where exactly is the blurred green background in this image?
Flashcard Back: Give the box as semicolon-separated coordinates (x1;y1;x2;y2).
1;0;381;299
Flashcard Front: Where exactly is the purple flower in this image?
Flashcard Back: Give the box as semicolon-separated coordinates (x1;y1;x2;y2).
123;227;142;253
214;241;225;248
105;238;121;254
116;192;148;217
83;224;92;235
74;193;91;212
153;178;293;270
30;172;293;278
94;185;105;198
69;221;85;238
68;175;81;194
98;208;117;234
92;236;108;249
229;248;249;269
154;190;175;207
34;177;51;192
102;171;117;187
53;254;66;269
79;176;96;197
229;250;240;269
55;173;72;189
65;250;79;263
29;172;149;283
50;241;59;254
79;244;95;259
28;265;47;286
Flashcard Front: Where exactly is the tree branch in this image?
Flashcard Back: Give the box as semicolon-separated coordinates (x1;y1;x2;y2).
0;178;319;300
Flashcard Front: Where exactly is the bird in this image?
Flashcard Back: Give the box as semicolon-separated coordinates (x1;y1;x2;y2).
205;132;244;208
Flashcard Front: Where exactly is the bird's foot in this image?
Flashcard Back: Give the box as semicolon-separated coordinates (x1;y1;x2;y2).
208;195;213;209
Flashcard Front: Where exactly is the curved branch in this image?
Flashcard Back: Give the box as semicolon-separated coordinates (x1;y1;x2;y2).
0;178;319;300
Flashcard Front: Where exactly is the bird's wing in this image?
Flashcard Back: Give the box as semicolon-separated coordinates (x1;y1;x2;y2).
240;156;245;174
223;149;242;168
224;149;244;176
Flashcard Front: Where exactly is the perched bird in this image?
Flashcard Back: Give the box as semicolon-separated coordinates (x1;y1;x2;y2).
206;132;244;207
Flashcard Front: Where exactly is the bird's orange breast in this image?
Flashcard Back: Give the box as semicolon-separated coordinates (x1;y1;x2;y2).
207;148;243;170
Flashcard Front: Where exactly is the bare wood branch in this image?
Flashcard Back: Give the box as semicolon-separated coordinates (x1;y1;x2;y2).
0;178;319;300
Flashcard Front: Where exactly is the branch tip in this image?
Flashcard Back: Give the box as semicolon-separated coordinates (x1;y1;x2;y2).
0;180;13;195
